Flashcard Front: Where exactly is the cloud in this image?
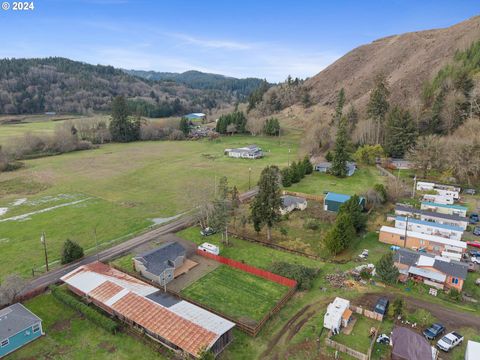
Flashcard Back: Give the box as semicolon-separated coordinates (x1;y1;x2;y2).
169;33;253;50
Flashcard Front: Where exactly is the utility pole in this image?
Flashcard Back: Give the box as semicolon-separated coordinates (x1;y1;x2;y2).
403;217;409;249
412;175;417;199
40;232;49;272
94;227;99;261
248;167;252;190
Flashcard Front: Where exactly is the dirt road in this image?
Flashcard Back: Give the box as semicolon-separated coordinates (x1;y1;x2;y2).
359;293;480;330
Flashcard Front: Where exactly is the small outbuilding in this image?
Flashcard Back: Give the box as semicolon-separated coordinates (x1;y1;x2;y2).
323;297;351;333
466;340;480;360
391;327;436;360
280;195;307;215
323;192;365;212
0;303;43;358
314;161;356;176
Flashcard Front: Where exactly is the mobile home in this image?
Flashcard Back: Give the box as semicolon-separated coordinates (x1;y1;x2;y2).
394;216;464;241
395;204;469;230
420;202;468;217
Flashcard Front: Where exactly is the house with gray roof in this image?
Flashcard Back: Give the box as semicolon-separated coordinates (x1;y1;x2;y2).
133;242;186;286
314;161;356;176
280;195;307;215
393;248;468;291
224;145;263;159
395;204;469;230
0;303;43;358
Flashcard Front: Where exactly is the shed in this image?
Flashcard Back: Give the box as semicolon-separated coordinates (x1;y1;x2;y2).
466;340;480;360
280;195;307;215
323;297;350;332
323;192;365;212
0;303;43;358
314;161;356;176
391;327;435;360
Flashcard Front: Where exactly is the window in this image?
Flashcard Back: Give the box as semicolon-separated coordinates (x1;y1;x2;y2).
451;277;459;284
1;339;9;347
33;324;40;333
400;236;405;240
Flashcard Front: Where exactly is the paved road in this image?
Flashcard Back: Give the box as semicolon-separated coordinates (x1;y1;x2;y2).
22;189;259;296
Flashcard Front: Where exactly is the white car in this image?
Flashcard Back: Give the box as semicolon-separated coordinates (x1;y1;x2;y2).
358;249;369;259
471;256;480;265
437;332;463;352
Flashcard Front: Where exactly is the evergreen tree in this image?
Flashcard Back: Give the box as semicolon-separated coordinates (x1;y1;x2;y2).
302;155;314;175
338;195;366;233
281;167;293;187
109;96;141;142
384;106;417;157
331;116;350;177
179;117;190;135
61;239;84;264
324;213;356;255
264;117;281;136
211;176;231;245
333;88;345;124
393;297;404;318
345;105;358;134
376;253;399;285
367;74;390;144
290;161;301;183
251;166;282;240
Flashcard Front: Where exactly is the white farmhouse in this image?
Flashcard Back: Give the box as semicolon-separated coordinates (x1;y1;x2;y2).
323;297;352;333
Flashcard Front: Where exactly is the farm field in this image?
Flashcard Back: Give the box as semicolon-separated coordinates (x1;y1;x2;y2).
0;131;301;279
289;166;386;196
7;292;168;360
181;265;289;323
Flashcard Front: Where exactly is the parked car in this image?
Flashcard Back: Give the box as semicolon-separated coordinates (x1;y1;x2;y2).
373;297;389;316
470;213;479;224
465;189;476;195
200;227;216;236
436;332;463;352
468;262;478;272
376;334;390;344
390;245;400;251
471;257;480;265
469;250;480;257
473;226;480;236
423;323;445;340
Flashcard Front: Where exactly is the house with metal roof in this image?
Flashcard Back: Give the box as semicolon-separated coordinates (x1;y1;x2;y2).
133;242;186;286
61;262;235;358
280;195;307;215
391;327;437;360
0;303;43;358
420;201;468;217
314;161;356;176
393;248;468;291
379;225;467;256
394;216;464;241
395;204;469;230
323;192;365;212
224;145;263;159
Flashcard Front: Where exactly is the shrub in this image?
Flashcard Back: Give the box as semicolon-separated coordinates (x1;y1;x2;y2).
51;286;119;333
393;297;404;318
269;262;320;290
168;129;186;141
60;239;84;265
304;219;320;230
408;308;435;327
448;288;462;301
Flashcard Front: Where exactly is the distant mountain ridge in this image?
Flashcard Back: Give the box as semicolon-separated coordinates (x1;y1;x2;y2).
125;69;266;97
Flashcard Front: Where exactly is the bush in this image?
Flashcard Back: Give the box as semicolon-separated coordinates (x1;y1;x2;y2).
303;219;320;230
408;308;436;327
448;288;462;301
269;262;319;290
60;239;84;264
393;297;404;318
50;286;119;333
168;129;186;141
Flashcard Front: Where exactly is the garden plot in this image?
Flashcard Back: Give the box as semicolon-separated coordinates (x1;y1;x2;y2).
180;265;290;324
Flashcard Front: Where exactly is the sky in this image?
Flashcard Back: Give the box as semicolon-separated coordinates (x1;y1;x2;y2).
0;0;478;82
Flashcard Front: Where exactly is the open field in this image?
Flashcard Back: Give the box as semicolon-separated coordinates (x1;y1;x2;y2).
0;132;301;279
289;166;387;196
7;292;167;360
181;265;289;323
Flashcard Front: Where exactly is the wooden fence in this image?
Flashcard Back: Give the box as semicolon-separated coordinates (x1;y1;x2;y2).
350;305;384;322
282;190;324;202
196;249;297;288
326;338;369;360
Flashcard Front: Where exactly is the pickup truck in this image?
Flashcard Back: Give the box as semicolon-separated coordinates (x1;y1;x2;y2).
436;332;463;352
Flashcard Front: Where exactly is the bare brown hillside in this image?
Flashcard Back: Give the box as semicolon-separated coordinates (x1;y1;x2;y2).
305;15;480;112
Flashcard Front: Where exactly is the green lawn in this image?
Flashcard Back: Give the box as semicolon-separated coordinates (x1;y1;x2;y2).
332;316;379;354
7;292;168;360
181;265;289;323
177;227;322;269
289;166;386;196
0;132;301;279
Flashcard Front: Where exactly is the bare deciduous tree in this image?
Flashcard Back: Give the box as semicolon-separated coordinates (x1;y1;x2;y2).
0;274;27;306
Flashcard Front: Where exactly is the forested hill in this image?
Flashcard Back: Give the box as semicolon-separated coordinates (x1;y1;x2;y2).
125;69;267;98
0;57;260;115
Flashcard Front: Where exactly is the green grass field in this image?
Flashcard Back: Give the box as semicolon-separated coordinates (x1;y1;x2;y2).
7;292;167;360
332;316;378;354
289;166;386;196
181;265;289;323
0;132;301;279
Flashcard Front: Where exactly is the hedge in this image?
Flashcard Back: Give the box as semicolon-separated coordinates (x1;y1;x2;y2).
269;262;320;290
50;286;119;334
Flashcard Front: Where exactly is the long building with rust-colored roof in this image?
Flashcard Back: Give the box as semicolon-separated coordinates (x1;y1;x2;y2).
61;262;234;358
